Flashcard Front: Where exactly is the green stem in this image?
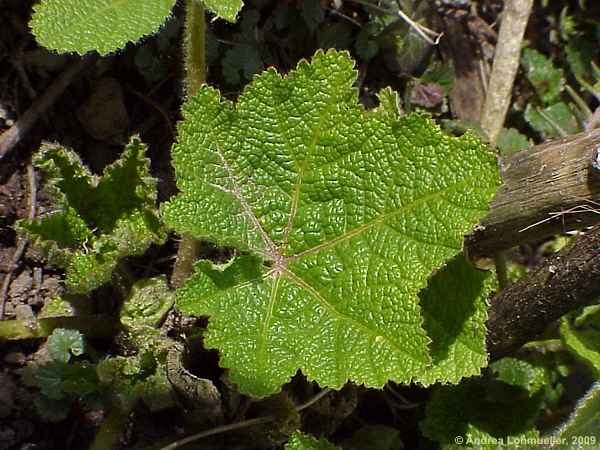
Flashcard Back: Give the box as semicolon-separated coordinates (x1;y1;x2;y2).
184;0;206;97
171;0;206;288
0;315;120;341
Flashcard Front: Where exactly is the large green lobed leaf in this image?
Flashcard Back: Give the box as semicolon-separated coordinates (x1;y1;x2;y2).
162;50;500;397
30;0;177;55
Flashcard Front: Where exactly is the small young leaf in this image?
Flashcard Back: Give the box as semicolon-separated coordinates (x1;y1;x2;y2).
285;432;340;450
200;0;244;22
47;328;85;363
30;0;177;55
521;48;564;105
163;49;500;397
120;277;174;329
496;128;530;156
96;352;176;411
17;138;164;294
524;102;579;139
38;297;76;319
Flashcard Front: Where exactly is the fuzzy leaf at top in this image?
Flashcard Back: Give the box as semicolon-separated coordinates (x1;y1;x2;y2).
18;138;164;294
30;0;177;55
200;0;243;22
162;50;500;397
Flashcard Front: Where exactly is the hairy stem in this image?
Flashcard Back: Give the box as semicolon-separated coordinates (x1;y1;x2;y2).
183;0;206;97
171;0;206;288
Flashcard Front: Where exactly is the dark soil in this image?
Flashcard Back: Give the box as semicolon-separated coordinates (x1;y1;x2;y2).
0;0;596;449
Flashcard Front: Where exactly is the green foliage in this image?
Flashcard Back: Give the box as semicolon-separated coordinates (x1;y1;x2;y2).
37;296;76;319
17;138;164;294
23;328;100;421
524;102;579;139
355;22;382;62
47;328;84;363
200;0;244;22
560;305;600;376
565;38;596;82
520;47;582;139
119;277;174;329
25;278;177;421
497;128;530;156
96;350;175;412
521;48;564;104
285;432;340;450
549;381;600;449
421;357;546;448
30;0;177;55
378;1;432;76
162;49;500;397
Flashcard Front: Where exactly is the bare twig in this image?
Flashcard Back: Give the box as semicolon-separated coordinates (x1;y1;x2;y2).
487;224;600;360
0;57;90;160
0;163;36;320
480;0;534;145
296;388;332;411
465;128;600;260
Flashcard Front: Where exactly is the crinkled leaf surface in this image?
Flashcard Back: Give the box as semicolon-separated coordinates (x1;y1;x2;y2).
162;50;500;397
416;254;494;385
18;138;164;294
30;0;176;55
120;277;174;329
200;0;243;22
521;48;564;105
285;432;340;450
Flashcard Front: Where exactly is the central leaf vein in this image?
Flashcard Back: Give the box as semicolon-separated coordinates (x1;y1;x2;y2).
288;177;480;262
211;146;285;266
